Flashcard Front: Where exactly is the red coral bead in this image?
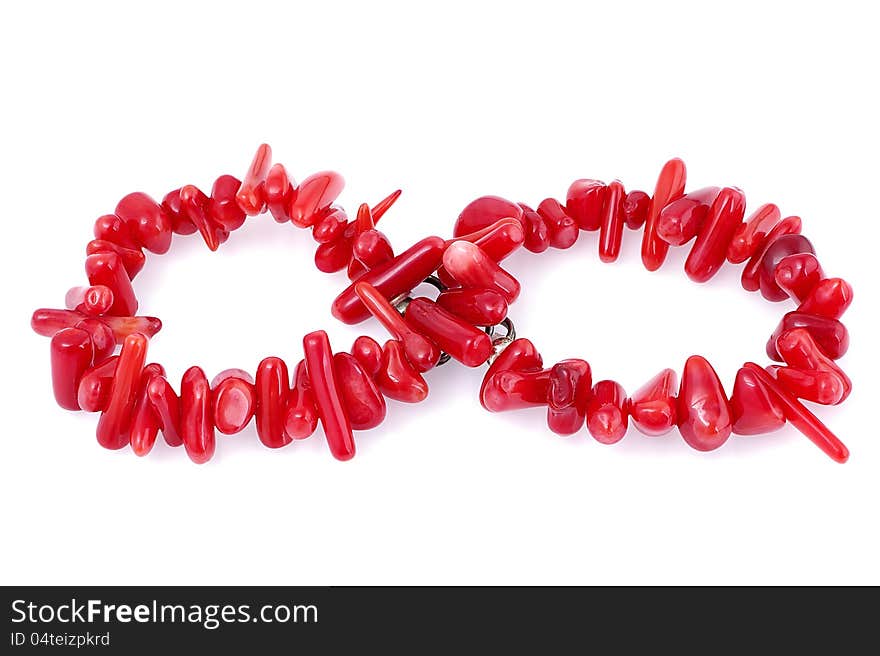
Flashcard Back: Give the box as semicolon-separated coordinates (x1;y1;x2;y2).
629;368;678;437
442;241;520;303
453;195;523;238
264;164;293;223
50;327;95;411
75;318;115;361
351;336;383;379
181;185;228;251
741;215;801;292
66;285;114;316
161;188;198;235
774;329;851;405
448;217;526;262
375;340;429;404
77;356;118;413
565;179;606;231
623;190;650;230
146;376;183;447
284;360;319;440
85;251;138;317
767;311;849;361
586;380;628;444
730;366;785;435
641;158;686;271
213;374;256;435
743;363;848;463
312;209;348;244
315;237;354;273
656;186;721;246
727;203;781;264
677;355;732;452
537;198;578;250
289;171;345;228
255;357;291;448
332;236;446;324
404;298;493;367
547;359;591;435
757;234;816;302
333;353;386;430
180;366;215;463
773;253;824;303
370;189;402;223
93;213;140;249
354;282;440;373
209;174;247;231
129;363;165;456
96;333;148;450
115;192;172;255
436;287;507;326
684;187;746;283
518;203;550;253
353;229;394;269
236;143;271;216
303;330;356;461
598;181;625;262
796;278;853;319
479;338;546;412
86;240;146;279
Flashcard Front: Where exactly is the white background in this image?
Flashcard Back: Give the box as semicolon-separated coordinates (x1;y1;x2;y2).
1;1;877;585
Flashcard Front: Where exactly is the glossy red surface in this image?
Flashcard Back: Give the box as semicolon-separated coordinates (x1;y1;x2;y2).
50;327;94;410
404;298;493;367
115;192;172;255
598;181;625;262
797;278;853;319
656;186;720;246
209;174;247;231
96;333;147;450
546;359;591;435
351;336;383;379
730;366;785;435
629;368;678;437
743;363;848;463
333;353;386;430
741;215;801;292
146;375;183;447
288;171;345;228
442;241;520;303
642;158;686;271
265;163;293;223
537;198;578;250
480;338;547;412
312;209;348;244
303;331;355;461
449;217;525;262
767;311;849;361
375;340;429;403
353;229;395;269
727;203;781;264
236;143;271;215
77;356;118;413
129;363;165;456
565;179;606;231
757;234;815;301
93;213;140;249
586;380;628;444
212;375;255;435
677;355;731;452
354;282;440;372
314;237;354;273
161;188;197;235
773;253;824;302
180;184;228;251
453;195;523;237
86;240;145;279
519;203;550;253
684;187;746;283
85;252;138;317
622;190;650;230
75;318;115;361
370;189;402;223
180;366;215;464
436;287;507;326
66;285;114;316
774;328;851;405
255;357;291;448
332;236;446;324
284;360;319;440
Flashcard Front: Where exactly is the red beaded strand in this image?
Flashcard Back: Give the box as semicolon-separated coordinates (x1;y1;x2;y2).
458;159;852;462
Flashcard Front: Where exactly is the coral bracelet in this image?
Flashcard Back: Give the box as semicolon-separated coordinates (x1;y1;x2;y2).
31;146;853;463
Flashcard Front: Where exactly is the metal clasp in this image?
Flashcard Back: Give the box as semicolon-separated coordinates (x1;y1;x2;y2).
485;317;516;366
